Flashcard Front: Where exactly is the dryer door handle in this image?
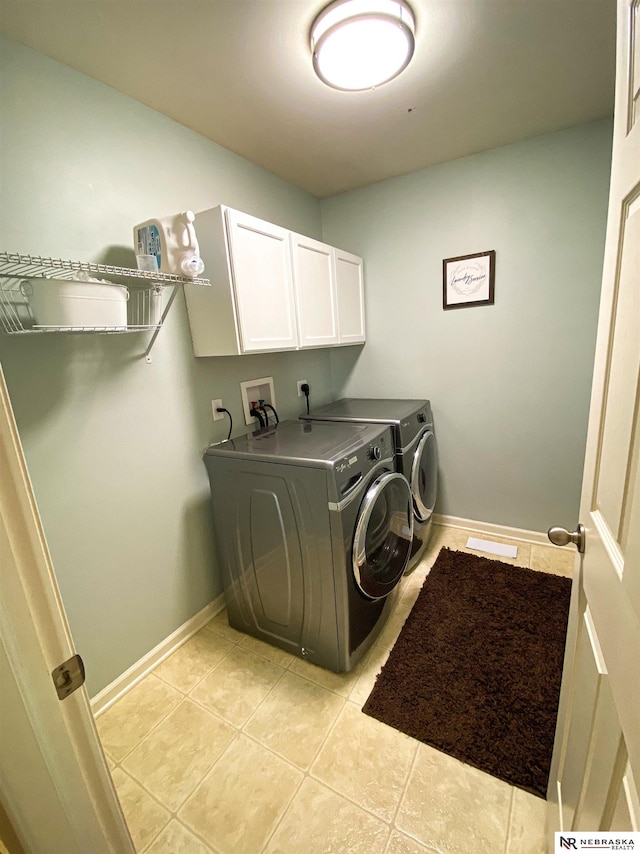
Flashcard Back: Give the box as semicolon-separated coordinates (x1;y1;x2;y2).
340;473;364;498
411;429;437;523
328;456;395;512
400;425;431;456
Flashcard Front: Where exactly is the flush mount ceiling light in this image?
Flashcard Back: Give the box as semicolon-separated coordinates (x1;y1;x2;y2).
310;0;416;91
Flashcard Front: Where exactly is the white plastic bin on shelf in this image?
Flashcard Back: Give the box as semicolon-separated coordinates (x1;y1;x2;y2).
22;278;129;328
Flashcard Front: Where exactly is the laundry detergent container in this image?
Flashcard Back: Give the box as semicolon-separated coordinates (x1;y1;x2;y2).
24;278;129;328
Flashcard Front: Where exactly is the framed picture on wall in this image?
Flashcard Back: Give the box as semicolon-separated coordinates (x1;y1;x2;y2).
443;250;495;309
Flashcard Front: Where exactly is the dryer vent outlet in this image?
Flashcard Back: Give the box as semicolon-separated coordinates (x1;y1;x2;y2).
240;376;276;426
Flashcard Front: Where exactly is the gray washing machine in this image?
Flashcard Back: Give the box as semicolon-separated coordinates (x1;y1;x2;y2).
203;419;414;672
301;399;437;572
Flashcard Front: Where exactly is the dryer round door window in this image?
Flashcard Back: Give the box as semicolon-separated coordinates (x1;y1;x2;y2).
411;430;437;523
352;471;414;600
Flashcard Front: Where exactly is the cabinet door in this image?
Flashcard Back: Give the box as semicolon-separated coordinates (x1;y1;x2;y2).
291;234;339;348
334;249;366;344
225;209;298;352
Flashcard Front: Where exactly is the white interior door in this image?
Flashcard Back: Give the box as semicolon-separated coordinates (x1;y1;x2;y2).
546;0;640;842
0;364;134;854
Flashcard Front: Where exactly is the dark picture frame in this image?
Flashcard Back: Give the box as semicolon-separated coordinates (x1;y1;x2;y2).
443;250;495;310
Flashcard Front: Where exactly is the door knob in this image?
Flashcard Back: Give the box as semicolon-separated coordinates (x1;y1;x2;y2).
547;523;585;553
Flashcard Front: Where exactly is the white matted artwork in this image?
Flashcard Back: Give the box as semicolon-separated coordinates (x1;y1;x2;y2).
443;249;495;309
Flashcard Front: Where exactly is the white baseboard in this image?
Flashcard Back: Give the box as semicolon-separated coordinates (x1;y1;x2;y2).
90;515;564;717
432;513;571;548
91;592;226;718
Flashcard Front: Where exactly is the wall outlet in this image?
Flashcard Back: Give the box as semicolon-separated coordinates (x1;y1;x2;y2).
297;380;308;397
212;399;224;421
240;377;276;426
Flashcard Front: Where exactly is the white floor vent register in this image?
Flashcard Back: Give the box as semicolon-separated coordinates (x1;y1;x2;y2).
466;537;518;559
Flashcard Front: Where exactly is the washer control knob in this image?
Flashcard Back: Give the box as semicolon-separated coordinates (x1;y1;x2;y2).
369;445;382;461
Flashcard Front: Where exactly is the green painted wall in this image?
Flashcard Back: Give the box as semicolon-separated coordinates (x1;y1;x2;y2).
0;35;613;696
0;36;335;695
322;120;612;533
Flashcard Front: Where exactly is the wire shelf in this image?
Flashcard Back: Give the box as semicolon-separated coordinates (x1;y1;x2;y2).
0;251;210;286
0;251;210;336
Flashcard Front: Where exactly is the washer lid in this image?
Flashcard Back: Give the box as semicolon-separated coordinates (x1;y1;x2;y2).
302;398;433;447
204;419;390;468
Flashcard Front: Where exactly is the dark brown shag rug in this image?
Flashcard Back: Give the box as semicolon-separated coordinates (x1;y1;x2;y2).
363;548;572;798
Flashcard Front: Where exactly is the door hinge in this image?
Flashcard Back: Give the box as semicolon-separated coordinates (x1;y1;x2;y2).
51;653;85;700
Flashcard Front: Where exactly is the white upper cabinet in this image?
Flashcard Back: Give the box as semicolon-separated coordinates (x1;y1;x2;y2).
291;234;339;348
183;205;365;357
334;248;366;345
184;206;297;356
225;209;298;353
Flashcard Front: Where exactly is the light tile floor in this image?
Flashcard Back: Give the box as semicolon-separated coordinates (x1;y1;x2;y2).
96;525;574;854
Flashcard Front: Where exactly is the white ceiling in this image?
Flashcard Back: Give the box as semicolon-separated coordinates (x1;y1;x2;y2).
0;0;616;198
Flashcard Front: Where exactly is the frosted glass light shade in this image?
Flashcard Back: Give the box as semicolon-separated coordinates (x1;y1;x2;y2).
311;0;415;91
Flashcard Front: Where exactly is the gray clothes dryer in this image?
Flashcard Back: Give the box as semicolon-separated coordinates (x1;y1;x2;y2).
301;399;437;572
203;419;414;673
